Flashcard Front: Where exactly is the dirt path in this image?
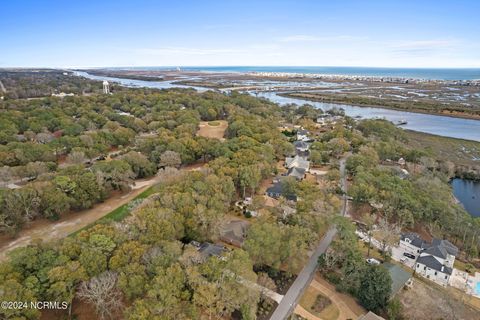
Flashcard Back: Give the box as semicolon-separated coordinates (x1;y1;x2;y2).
196;120;228;140
294;304;323;320
0;164;205;261
308;276;365;320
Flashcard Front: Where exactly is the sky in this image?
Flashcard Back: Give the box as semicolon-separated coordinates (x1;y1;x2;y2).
1;0;479;68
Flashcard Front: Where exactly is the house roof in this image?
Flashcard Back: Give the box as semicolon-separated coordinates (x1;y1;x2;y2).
220;220;249;245
423;245;449;260
293;140;309;149
198;243;226;258
431;238;458;257
266;182;297;201
297;129;308;135
287;167;306;180
266;181;283;195
383;263;412;297
285;155;310;170
400;232;428;249
417;255;452;275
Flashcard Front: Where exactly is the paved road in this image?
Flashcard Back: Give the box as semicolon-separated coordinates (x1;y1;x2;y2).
270;227;337;320
339;156;348;216
270;155;350;320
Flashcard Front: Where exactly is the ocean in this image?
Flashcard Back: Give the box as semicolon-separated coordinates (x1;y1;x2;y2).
108;66;480;81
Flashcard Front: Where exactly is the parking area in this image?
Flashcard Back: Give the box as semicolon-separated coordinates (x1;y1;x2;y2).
391;245;416;268
355;229;416;268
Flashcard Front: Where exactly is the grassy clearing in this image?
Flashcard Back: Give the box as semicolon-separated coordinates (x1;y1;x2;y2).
299;286;339;320
70;186;155;236
197;120;228;140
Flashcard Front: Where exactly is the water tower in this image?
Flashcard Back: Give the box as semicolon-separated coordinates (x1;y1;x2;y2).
103;80;110;94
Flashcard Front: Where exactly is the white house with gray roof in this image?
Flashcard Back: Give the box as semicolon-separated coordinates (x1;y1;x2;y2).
293;140;310;153
285;155;310;171
399;232;428;258
287;167;307;180
414;238;458;286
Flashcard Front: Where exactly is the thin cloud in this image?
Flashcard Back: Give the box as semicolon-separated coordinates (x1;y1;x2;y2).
390;39;459;57
133;47;244;55
278;34;367;42
390;39;459;54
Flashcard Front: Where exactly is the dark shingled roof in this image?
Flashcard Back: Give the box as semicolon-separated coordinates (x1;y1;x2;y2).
293;141;309;149
198;243;226;258
287;167;306;180
400;232;428;249
431;238;458;257
417;255;452;275
266;182;297;201
266;182;283;195
423;245;448;260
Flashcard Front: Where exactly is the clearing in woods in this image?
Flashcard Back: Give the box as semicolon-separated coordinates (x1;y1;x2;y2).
0;163;205;261
197;120;228;140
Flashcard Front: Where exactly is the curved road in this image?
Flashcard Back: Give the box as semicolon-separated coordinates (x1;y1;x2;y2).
270;156;349;320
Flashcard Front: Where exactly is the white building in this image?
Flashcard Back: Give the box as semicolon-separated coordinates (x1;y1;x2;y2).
296;128;310;141
415;255;452;286
285;155;310;172
103;80;110;94
414;238;458;286
399;232;428;258
316;114;343;126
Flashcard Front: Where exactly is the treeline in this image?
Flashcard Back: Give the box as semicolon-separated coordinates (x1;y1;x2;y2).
319;217;393;314
0;88;283;237
0;70;103;99
0;89;339;320
347;119;480;261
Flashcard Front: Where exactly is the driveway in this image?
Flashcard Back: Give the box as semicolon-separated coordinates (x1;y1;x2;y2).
356;229;415;268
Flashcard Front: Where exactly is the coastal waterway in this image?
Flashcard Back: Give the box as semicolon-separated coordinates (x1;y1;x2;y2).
451;178;480;217
75;70;480;142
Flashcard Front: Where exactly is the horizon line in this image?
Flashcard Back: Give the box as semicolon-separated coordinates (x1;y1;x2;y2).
2;65;480;70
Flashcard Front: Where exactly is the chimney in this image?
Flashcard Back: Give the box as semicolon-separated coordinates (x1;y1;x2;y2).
441;265;444;272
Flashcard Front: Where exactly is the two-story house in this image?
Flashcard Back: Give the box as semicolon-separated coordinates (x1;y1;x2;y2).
414;238;458;286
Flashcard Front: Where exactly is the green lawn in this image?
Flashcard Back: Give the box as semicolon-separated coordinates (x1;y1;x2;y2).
208;121;221;126
69;186;156;237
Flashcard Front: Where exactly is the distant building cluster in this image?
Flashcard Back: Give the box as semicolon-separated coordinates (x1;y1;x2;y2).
251;72;480;86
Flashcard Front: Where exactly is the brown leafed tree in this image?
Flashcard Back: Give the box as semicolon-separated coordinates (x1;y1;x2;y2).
77;271;123;320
